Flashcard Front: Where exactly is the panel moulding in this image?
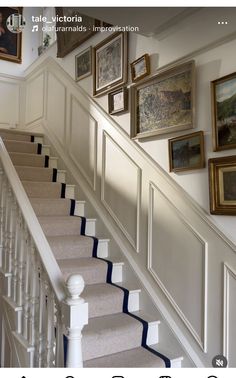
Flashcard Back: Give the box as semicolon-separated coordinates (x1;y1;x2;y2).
148;181;208;352
101;131;141;252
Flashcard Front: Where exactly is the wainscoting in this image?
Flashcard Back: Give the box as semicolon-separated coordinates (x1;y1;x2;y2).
2;57;236;366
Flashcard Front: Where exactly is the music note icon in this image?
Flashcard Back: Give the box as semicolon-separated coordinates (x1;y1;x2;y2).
32;25;38;32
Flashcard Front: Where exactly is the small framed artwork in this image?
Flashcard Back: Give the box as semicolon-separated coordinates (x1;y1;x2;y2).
108;87;128;115
209;155;236;215
93;32;128;96
130;60;195;139
211;72;236;151
75;46;92;81
130;54;150;83
168;131;205;172
0;7;23;63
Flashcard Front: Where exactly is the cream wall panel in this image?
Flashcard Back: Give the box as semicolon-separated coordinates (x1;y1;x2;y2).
69;96;97;190
0;81;20;127
224;264;236;367
47;72;66;146
102;132;141;250
25;73;44;125
148;183;207;350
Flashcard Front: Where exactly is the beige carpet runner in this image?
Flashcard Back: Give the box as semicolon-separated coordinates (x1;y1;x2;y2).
0;129;170;368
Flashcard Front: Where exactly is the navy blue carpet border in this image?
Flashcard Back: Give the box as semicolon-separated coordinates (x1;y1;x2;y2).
90;235;171;368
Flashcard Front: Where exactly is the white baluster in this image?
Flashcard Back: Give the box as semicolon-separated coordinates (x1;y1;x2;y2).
62;274;88;368
22;229;31;341
45;288;55;367
55;305;64;367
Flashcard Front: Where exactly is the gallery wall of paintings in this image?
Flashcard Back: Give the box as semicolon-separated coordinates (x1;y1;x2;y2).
71;29;236;218
2;7;235;235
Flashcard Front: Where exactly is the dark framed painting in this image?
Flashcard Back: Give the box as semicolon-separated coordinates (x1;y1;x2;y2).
75;46;92;81
130;60;195;139
211;72;236;151
108;87;128;115
56;8;101;58
209;155;236;215
93;32;128;97
168;131;205;173
0;7;22;63
130;54;150;83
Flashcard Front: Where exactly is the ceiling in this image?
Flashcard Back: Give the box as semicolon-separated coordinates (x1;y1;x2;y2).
79;7;201;38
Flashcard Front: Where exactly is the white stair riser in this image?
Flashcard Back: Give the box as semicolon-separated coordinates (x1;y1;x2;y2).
65;185;75;199
129;292;140;312
111;262;123;283
171;358;183;368
127;290;140;312
85;219;96;236
96;239;109;258
34;136;44;144
74;201;85;217
48;157;58;169
41;145;50;156
56;170;66;183
146;321;160;346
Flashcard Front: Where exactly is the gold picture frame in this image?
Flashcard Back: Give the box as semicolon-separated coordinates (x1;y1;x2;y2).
93;32;128;97
208;155;236;215
168;131;205;173
0;7;22;64
130;54;150;83
211;72;236;151
130;60;195;140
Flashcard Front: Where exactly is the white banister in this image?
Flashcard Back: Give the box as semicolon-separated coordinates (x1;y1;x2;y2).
0;137;88;367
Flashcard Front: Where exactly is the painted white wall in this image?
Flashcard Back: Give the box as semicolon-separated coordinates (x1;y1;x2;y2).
22;7;236;245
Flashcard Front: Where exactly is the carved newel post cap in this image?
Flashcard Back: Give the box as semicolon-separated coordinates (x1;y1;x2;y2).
66;274;85;300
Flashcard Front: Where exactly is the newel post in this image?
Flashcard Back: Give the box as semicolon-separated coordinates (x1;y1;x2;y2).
62;274;88;368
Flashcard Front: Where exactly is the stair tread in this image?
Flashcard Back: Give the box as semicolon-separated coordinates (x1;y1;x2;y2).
82;312;143;361
47;234;94;258
38;215;82;236
84;346;166;367
58;257;108;284
83;283;124;318
22;181;63;199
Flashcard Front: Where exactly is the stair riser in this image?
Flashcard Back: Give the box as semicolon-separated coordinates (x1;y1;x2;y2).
34;136;44;144
42;145;50;155
65;185;75;199
85;219;96;236
74;201;85;217
96;239;109;258
48;157;58;169
111;263;123;283
56;170;66;183
146;321;160;346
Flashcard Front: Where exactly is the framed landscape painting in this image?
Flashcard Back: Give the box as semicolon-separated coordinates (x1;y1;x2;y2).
0;7;22;63
130;60;195;139
209;155;236;215
93;32;128;96
130;54;150;83
211;72;236;151
168;131;205;172
75;46;92;81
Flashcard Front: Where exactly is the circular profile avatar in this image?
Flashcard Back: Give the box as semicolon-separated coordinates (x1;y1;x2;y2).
6;13;25;33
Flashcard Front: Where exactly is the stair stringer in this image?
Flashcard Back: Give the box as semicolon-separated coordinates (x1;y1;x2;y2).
43;126;198;367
